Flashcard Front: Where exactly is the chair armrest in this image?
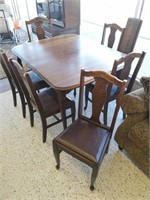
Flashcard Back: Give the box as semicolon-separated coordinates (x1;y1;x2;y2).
121;88;148;114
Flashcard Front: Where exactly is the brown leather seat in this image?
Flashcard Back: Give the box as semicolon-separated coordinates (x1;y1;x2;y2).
10;59;75;143
53;69;126;190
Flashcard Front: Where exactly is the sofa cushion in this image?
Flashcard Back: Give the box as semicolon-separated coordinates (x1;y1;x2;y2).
128;118;149;155
121;88;148;114
140;76;150;109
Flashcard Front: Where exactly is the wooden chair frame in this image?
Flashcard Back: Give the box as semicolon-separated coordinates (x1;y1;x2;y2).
10;59;75;143
0;50;18;107
101;23;125;49
53;69;126;190
0;52;27;117
84;51;146;124
25;16;54;42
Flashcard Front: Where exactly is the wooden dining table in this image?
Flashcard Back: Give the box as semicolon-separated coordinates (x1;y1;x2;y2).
11;34;126;129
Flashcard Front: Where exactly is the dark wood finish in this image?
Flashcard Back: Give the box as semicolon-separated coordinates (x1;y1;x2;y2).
0;51;18;107
53;69;126;190
0;52;26;117
25;16;54;42
84;51;146;125
11;34;126;129
35;0;80;36
84;22;125;112
10;59;75;143
0;51;48;119
118;17;143;53
101;23;125;48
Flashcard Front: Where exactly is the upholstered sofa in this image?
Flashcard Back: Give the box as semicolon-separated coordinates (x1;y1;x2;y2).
114;87;149;177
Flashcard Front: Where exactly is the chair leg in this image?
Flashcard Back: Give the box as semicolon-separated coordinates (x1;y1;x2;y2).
103;103;108;125
29;105;34;127
84;86;89;110
19;93;26;118
90;166;99;191
22;102;26;118
41;116;47;143
53;141;60;169
118;145;123;151
73;88;77;96
71;103;76;122
10;84;17;107
123;112;126;119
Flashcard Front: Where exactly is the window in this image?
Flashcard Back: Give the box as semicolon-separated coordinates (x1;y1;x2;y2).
81;0;150;78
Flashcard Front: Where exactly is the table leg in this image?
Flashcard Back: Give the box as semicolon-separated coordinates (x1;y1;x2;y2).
56;90;67;130
17;57;23;66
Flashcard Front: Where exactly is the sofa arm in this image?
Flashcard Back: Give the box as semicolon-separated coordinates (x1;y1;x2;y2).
115;112;148;148
121;88;148;114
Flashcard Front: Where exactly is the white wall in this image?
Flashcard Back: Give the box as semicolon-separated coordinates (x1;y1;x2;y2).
4;0;37;30
17;0;37;30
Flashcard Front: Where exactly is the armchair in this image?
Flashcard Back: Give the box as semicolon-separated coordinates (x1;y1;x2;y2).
114;87;149;177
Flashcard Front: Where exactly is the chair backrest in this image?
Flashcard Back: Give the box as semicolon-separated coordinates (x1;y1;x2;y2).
9;58;31;103
24;71;45;114
9;59;43;113
0;52;20;93
111;51;146;94
0;50;12;83
78;69;126;133
117;18;142;53
25;16;53;42
101;23;125;49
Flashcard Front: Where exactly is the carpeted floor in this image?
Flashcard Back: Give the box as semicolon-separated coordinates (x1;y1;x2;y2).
0;90;149;200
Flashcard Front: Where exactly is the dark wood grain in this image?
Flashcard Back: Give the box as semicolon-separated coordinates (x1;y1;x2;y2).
11;34;126;129
12;34;126;91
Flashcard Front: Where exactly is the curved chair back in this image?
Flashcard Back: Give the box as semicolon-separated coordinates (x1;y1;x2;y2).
101;23;125;49
103;51;146;124
52;69;126;191
111;51;146;94
0;51;15;91
25;16;53;42
9;59;42;114
0;52;27;117
10;59;75;143
79;69;126;132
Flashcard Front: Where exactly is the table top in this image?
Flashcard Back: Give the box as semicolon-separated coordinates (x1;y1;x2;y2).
12;34;126;91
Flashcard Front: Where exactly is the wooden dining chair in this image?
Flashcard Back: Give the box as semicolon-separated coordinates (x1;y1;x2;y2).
0;51;26;117
0;51;49;118
10;59;76;143
74;23;122;97
117;17;143;53
84;51;146;124
25;16;54;42
53;69;126;190
0;50;18;107
101;23;125;49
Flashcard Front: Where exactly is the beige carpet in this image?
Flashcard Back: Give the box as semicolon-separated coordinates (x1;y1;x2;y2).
0;90;150;200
